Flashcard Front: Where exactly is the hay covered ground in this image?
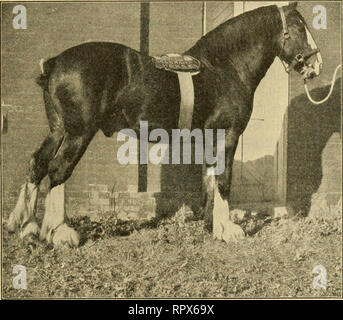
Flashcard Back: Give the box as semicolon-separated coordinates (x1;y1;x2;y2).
2;211;342;299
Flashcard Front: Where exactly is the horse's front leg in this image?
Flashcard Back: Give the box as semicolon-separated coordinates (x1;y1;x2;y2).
203;129;245;243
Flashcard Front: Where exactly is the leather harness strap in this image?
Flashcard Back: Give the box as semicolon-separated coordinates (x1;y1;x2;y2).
278;6;290;41
278;6;290;71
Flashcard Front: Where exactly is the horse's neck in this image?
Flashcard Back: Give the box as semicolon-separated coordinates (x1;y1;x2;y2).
225;41;277;91
187;9;280;92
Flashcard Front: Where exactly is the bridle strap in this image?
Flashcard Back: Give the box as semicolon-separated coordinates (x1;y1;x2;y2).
278;7;291;72
277;6;323;84
278;7;289;40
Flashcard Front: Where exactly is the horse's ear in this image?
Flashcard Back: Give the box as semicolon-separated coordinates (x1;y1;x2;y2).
288;2;298;10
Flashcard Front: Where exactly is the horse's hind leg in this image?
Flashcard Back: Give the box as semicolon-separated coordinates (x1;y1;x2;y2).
39;128;97;247
7;182;40;239
8;87;64;238
7;127;64;239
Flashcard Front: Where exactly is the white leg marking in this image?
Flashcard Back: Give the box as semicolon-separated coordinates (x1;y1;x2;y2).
7;183;40;238
40;184;65;240
213;181;245;243
205;173;223;240
40;184;79;247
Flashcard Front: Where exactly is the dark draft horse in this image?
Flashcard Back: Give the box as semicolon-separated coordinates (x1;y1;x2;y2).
8;3;322;247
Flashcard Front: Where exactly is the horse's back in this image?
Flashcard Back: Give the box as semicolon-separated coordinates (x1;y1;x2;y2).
60;41;139;59
40;41;180;135
50;41;144;76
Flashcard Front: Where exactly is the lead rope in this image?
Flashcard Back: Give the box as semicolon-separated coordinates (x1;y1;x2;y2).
304;64;341;105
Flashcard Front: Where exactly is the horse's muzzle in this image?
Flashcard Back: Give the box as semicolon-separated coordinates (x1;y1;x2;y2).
292;49;322;79
301;64;318;79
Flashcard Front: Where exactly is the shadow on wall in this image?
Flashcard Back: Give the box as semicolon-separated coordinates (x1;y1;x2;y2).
287;78;341;216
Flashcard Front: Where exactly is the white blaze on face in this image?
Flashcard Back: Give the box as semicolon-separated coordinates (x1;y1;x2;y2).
305;25;323;76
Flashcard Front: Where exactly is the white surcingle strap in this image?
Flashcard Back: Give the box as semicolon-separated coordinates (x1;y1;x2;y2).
152;53;199;130
177;72;196;130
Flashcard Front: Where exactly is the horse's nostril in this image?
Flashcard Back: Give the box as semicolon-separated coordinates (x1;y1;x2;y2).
308;70;316;79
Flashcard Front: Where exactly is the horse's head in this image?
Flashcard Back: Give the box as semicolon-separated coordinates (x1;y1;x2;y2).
277;2;323;80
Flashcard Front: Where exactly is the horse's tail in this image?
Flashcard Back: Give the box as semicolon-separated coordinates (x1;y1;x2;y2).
35;57;56;90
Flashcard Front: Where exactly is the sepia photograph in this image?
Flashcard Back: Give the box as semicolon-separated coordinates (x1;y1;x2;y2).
1;0;342;300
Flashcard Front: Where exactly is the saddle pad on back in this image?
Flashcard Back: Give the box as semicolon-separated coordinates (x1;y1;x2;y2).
152;53;201;73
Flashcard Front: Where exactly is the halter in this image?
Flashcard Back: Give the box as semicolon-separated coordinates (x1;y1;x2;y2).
278;6;340;105
278;7;320;75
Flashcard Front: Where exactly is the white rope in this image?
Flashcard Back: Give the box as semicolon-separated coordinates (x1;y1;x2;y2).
304;64;341;105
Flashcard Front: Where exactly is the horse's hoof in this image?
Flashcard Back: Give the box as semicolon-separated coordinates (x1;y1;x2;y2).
222;221;245;243
20;221;40;239
7;209;21;233
49;223;80;248
7;219;18;233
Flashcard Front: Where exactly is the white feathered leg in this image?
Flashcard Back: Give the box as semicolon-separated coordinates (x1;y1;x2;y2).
7;183;40;239
40;184;79;247
212;179;245;243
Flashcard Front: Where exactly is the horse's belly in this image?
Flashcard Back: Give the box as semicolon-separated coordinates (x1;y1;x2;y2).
118;73;181;131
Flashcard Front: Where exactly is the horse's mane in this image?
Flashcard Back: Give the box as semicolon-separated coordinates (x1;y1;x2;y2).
188;5;282;58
